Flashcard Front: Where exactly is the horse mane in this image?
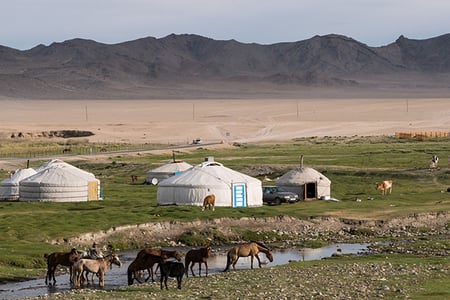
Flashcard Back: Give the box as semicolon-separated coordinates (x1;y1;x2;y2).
251;241;271;250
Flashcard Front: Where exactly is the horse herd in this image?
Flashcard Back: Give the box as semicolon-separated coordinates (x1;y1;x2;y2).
43;241;273;290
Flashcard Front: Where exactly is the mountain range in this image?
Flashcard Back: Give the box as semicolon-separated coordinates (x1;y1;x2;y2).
1;33;449;99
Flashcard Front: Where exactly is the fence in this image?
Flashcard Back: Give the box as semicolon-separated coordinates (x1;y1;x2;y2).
395;131;450;140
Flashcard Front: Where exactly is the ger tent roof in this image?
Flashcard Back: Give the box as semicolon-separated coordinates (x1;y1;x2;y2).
0;168;37;201
19;161;100;202
146;160;192;184
157;160;262;207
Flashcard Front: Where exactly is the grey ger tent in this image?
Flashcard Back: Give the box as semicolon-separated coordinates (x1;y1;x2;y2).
276;167;331;201
146;160;193;185
0;168;37;201
19;159;100;202
157;158;262;207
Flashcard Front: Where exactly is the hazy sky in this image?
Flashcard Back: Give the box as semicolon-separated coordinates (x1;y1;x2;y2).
2;0;449;50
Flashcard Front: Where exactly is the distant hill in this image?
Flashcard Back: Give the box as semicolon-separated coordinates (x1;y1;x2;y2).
1;33;449;99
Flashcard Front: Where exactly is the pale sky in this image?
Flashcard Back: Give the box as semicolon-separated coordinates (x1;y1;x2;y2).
1;0;449;50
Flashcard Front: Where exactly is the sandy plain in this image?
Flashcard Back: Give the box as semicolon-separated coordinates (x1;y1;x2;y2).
0;99;449;144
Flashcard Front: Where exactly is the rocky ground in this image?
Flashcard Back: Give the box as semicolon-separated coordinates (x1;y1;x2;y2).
65;212;450;250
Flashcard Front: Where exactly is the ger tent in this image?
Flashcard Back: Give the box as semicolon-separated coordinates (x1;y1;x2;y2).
146;160;192;185
157;159;262;207
0;168;37;201
19;160;100;202
276;167;331;201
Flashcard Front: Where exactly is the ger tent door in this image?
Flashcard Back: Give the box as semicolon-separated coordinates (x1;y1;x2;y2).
232;183;247;208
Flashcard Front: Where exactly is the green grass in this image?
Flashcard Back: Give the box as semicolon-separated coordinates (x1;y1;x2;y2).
0;136;449;283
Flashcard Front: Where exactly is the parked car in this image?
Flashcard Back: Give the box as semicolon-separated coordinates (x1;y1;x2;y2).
262;186;299;205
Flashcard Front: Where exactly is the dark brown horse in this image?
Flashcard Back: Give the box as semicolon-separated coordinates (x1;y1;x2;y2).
223;241;273;272
135;248;182;282
160;261;185;290
44;248;80;285
127;253;164;285
185;246;211;277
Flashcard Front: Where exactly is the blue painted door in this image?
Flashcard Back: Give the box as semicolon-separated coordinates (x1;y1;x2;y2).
232;183;247;208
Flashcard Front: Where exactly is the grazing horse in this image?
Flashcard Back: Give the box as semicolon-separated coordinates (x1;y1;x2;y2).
185;246;212;277
202;194;215;211
160;261;185;290
72;253;121;287
135;248;183;282
127;253;164;285
223;241;273;272
44;248;79;285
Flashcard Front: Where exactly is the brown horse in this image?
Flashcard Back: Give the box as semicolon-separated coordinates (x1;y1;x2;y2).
223;241;273;272
185;246;211;277
135;248;182;282
72;253;122;287
160;261;185;290
44;248;80;285
127;253;165;285
202;194;215;211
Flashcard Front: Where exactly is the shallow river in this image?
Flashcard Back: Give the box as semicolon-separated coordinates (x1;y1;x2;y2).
0;243;369;300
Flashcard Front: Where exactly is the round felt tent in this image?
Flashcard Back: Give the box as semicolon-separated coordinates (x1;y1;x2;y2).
19;161;100;202
146;160;193;185
0;168;37;201
276;167;331;201
157;159;262;207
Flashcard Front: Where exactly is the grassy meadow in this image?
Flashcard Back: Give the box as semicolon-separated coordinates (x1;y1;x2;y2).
0;136;449;298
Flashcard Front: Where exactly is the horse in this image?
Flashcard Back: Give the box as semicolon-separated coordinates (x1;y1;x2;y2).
131;175;138;183
160;261;185;290
202;194;215;211
72;253;121;287
134;248;183;282
127;253;165;285
223;241;273;272
44;248;79;285
185;246;211;277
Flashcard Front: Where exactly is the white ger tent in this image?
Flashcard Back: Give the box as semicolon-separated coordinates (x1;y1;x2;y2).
276;167;331;201
146;160;193;185
0;168;37;201
157;159;262;207
19;160;100;202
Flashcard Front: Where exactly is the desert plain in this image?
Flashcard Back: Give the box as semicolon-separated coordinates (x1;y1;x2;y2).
1;98;450;145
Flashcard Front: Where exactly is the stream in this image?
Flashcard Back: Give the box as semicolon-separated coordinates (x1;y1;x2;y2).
0;243;370;299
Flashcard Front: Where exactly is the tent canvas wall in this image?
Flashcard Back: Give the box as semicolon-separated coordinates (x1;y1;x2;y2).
19;161;100;202
0;168;37;201
157;160;262;207
276;167;331;201
146;160;192;184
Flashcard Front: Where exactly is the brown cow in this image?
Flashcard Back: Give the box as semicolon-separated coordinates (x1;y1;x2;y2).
376;180;393;195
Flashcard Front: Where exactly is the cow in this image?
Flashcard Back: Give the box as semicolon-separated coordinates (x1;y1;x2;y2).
376;180;393;195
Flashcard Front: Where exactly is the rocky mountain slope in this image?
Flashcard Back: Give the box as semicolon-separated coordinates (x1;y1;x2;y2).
1;33;449;99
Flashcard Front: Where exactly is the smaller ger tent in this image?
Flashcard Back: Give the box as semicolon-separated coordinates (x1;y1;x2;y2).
146;160;192;185
276;166;331;201
157;158;262;207
0;168;37;201
19;160;100;202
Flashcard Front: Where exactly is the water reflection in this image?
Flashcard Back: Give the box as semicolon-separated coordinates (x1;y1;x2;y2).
0;243;369;299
